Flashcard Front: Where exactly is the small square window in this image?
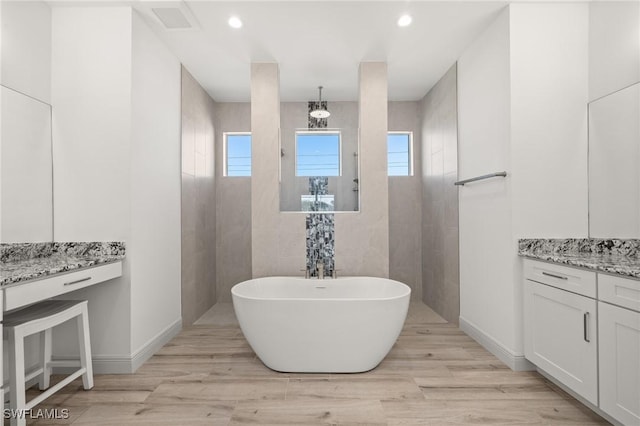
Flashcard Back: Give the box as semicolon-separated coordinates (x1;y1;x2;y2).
296;131;341;176
388;132;412;176
224;133;251;176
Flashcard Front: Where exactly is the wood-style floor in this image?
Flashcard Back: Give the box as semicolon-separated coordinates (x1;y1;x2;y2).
24;302;609;425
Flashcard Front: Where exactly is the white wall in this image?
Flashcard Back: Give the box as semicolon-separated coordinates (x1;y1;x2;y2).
589;1;640;101
589;83;640;238
458;7;516;356
509;2;589;357
0;0;51;362
587;2;640;239
1;87;52;242
130;11;182;356
51;6;182;372
1;0;3;242
0;0;51;103
51;7;133;363
458;3;589;367
52;7;132;243
0;0;53;243
510;3;589;239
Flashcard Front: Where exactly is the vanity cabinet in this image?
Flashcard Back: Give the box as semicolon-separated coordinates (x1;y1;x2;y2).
523;262;598;405
598;276;640;425
524;259;640;425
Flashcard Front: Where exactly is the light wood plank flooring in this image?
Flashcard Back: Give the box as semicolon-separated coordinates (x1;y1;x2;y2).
22;302;609;425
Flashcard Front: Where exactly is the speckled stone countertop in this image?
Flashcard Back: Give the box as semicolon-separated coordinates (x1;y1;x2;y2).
518;239;640;279
0;242;125;286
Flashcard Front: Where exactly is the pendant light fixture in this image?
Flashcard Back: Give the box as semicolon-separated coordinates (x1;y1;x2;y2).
309;86;330;119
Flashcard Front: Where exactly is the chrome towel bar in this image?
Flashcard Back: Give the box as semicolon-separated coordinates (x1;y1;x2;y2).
454;171;507;186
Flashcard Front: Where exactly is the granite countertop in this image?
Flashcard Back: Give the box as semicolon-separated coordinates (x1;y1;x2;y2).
0;242;125;286
518;238;640;279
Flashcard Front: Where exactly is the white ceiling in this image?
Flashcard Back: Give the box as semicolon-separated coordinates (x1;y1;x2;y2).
133;1;509;102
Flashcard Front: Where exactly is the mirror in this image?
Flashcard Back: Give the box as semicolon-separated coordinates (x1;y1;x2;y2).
280;101;359;212
1;85;54;242
588;82;640;238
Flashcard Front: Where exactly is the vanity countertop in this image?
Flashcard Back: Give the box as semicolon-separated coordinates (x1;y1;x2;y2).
518;238;640;279
0;242;125;286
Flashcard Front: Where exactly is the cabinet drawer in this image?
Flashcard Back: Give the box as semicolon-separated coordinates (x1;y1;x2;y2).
598;273;640;312
524;259;596;298
4;261;122;311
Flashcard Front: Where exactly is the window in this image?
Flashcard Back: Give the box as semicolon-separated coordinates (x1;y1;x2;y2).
224;132;251;176
296;131;341;176
387;132;412;176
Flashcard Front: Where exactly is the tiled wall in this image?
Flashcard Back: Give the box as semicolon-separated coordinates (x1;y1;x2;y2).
214;102;252;302
388;101;423;300
216;99;418;293
420;63;460;323
251;63;307;278
306;213;335;277
250;62;388;278
181;67;217;325
308;101;328;128
334;62;389;277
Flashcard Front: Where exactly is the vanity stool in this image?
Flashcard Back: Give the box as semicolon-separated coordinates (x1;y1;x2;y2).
4;300;93;426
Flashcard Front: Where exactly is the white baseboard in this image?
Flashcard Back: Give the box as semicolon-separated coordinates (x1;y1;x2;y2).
91;355;137;374
130;318;182;372
53;318;182;375
459;316;535;372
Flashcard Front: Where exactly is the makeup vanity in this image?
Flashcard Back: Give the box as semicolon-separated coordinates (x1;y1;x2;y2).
0;242;123;423
1;245;124;311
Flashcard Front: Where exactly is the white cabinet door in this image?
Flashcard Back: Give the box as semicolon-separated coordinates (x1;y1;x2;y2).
524;280;598;405
599;301;640;425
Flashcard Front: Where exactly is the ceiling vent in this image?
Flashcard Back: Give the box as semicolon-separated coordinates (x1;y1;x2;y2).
152;8;192;29
138;1;200;31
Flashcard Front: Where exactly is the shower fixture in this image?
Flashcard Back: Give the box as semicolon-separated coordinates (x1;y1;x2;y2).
309;86;330;119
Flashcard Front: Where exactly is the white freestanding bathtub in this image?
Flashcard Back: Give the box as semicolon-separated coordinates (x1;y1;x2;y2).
231;276;411;373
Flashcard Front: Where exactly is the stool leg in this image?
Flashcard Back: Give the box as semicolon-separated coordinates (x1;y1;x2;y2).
38;328;52;390
77;304;93;390
9;328;26;426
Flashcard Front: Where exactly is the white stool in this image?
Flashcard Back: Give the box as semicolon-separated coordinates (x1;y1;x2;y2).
4;300;93;426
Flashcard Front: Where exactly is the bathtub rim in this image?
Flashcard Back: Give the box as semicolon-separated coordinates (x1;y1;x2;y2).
231;276;411;302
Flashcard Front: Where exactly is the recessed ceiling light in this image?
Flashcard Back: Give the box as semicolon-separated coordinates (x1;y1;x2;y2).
397;14;412;27
228;16;243;29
